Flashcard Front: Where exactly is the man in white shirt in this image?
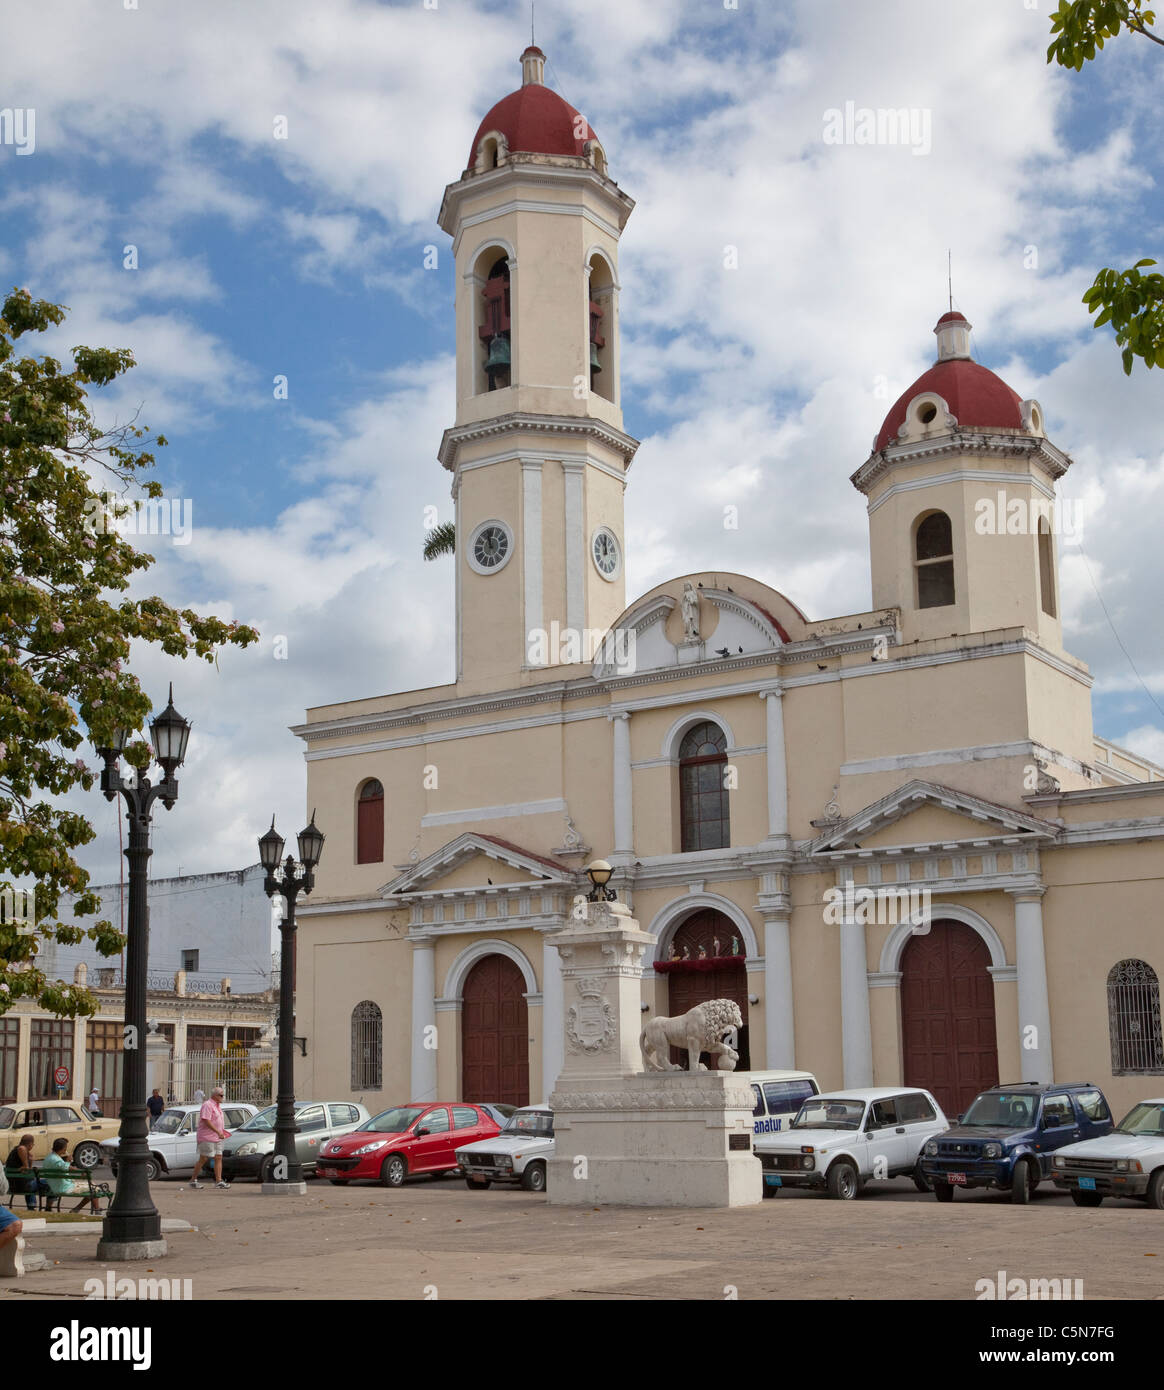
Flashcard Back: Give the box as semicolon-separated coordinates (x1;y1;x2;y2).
87;1087;100;1115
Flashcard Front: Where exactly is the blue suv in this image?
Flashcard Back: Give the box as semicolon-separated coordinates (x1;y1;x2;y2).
920;1082;1114;1204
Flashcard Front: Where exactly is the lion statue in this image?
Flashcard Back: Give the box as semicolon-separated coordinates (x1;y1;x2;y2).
639;999;744;1073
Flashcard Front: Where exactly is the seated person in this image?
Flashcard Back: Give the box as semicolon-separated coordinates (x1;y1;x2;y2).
0;1201;23;1258
5;1136;49;1212
41;1137;103;1214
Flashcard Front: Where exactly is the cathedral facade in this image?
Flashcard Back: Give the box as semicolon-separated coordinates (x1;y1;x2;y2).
292;47;1164;1123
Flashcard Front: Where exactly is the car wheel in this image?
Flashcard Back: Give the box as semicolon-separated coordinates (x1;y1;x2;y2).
466;1177;491;1190
145;1156;161;1182
328;1178;350;1186
912;1159;932;1193
259;1156;275;1184
1147;1169;1164;1210
520;1161;547;1193
826;1161;859;1200
73;1142;101;1171
1071;1189;1103;1207
381;1154;407;1188
1011;1158;1034;1205
933;1180;954;1203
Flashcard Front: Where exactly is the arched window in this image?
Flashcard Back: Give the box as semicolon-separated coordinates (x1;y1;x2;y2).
351;1001;382;1090
587;253;614;403
1038;516;1056;617
356;779;384;864
477;253;511;393
914;510;955;609
679;722;729;852
1108;959;1163;1074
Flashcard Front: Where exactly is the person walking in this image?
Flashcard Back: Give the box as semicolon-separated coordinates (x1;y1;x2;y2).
188;1086;231;1190
87;1086;100;1116
147;1089;166;1125
42;1137;103;1213
192;1087;205;1107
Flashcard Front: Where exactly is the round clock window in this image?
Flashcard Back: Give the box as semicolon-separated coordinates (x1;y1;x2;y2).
591;527;621;580
468;521;513;574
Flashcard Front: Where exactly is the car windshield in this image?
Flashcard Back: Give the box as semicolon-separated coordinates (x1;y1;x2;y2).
502;1110;554;1137
358;1106;425;1134
151;1110;188;1135
1115;1102;1164;1137
237;1106;280;1132
962;1093;1035;1128
792;1098;865;1130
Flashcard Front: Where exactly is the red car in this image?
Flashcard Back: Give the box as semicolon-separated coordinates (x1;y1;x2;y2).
316;1102;501;1187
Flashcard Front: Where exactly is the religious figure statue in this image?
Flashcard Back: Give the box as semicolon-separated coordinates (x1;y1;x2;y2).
712;935;721;957
681;945;690;960
730;935;739;956
697;944;707;959
681;581;700;641
669;943;680;961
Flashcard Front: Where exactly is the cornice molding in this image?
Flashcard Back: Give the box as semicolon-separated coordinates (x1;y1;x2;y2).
437;411;640;473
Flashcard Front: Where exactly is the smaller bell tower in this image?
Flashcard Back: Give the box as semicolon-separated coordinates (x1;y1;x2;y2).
437;48;639;689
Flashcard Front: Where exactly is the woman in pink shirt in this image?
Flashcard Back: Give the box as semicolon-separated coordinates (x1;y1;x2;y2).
189;1086;231;1189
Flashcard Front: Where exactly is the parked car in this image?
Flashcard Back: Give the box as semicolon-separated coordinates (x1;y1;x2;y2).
316;1102;501;1187
219;1101;371;1181
745;1070;820;1137
101;1103;258;1180
1052;1097;1164;1208
921;1082;1114;1204
476;1103;518;1128
755;1087;948;1200
1;1101;121;1171
456;1105;554;1192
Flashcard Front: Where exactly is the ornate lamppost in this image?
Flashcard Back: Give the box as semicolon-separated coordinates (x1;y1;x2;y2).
95;685;191;1261
257;812;324;1194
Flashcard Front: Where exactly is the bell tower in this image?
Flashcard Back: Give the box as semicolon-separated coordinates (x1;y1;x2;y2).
437;47;639;688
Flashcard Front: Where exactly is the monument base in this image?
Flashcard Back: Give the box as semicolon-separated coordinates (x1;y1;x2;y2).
547;1071;761;1207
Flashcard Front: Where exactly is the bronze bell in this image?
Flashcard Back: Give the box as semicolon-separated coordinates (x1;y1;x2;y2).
589;341;602;373
485;334;511;372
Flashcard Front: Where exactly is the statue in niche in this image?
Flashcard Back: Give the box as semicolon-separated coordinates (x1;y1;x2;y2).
681;581;701;641
681;945;690;960
697;944;707;960
730;935;739;956
669;943;680;961
712;935;721;957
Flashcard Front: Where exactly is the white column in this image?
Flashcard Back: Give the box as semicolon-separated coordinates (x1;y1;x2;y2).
409;935;438;1104
1011;888;1054;1084
760;688;788;840
563;461;584;635
540;930;564;1098
611;711;633;858
840;908;874;1088
521;460;543;660
763;914;795;1068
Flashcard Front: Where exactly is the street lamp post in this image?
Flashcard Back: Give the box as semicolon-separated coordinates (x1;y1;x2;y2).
257;812;324;1193
585;859;617;902
95;685;191;1262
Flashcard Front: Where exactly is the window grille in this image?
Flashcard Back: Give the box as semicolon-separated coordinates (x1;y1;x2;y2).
1108;959;1164;1074
352;1000;383;1090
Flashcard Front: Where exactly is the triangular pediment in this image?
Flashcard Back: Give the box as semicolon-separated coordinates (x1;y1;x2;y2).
382;832;575;898
808;780;1057;856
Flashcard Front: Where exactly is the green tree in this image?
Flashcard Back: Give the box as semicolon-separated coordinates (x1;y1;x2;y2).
423;520;455;560
1047;3;1163;370
0;288;259;1022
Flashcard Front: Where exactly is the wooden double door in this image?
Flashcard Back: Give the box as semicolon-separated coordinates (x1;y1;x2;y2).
901;920;999;1118
461;955;530;1107
665;911;751;1070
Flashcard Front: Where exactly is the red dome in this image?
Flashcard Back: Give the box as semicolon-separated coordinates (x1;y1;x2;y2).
469;83;593;166
936;310;967;325
875;357;1023;451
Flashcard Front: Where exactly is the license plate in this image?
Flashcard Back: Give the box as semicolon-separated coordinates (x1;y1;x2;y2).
1078;1176;1096;1190
948;1172;967;1185
319;1168;338;1178
764;1175;783;1187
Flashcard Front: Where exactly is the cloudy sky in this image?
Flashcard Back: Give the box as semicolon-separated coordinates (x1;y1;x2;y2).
3;0;1161;888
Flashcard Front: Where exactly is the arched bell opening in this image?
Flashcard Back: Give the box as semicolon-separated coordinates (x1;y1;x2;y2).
474;247;512;394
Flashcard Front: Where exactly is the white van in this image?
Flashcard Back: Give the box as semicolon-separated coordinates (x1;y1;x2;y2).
743;1070;820;1137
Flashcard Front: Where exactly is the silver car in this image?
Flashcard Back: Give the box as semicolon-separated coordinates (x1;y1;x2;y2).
219;1100;371;1181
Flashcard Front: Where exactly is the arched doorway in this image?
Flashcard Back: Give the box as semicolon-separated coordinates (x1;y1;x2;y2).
461;955;529;1107
662;910;750;1069
901;920;998;1117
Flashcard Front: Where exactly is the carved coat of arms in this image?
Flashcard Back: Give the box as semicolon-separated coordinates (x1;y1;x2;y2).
565;975;615;1053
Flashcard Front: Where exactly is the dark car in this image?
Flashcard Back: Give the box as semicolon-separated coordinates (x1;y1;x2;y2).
921;1082;1114;1204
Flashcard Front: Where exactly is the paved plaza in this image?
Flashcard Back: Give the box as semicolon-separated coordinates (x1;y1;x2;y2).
4;1174;1160;1301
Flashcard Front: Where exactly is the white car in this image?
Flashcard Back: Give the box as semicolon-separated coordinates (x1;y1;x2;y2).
1052;1097;1164;1208
455;1104;554;1192
101;1102;258;1180
754;1086;948;1200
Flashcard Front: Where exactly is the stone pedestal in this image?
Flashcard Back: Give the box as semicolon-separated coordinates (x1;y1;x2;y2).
546;899;760;1207
260;1181;307;1196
